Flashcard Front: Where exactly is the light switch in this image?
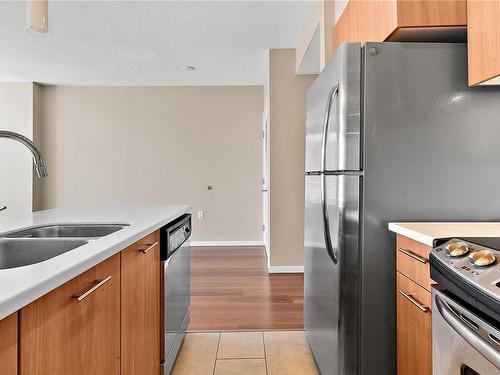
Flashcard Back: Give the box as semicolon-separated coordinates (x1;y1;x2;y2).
197;210;204;219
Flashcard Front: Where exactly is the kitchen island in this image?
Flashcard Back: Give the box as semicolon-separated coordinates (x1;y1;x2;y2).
0;204;190;375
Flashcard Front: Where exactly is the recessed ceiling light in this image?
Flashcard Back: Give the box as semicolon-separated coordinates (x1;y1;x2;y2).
182;66;196;71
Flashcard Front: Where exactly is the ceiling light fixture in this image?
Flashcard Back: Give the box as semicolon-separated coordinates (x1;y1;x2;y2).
27;0;49;34
182;66;196;71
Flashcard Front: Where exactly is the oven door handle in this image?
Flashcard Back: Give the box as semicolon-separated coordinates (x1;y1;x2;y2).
435;294;500;369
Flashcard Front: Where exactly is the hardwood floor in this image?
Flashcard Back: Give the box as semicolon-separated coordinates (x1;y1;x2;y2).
188;247;304;331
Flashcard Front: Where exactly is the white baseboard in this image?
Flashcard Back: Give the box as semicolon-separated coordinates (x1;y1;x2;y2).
268;266;304;274
190;241;264;247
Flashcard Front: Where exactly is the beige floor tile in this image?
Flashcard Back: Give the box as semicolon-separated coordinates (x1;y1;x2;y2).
214;359;267;375
264;331;318;375
217;332;265;359
172;333;220;375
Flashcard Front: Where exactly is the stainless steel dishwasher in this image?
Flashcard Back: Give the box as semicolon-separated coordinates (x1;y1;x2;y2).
160;213;191;374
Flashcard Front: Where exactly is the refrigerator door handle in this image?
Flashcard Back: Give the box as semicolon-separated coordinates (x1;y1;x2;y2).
321;82;339;173
321;82;339;265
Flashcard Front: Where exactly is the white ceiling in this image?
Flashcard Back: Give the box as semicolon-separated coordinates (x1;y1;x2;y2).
0;1;312;86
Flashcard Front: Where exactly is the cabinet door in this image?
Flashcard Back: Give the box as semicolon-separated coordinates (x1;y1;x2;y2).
0;312;17;375
121;231;160;375
333;0;359;50
399;0;466;28
19;254;121;375
396;272;432;375
467;0;500;85
357;0;398;43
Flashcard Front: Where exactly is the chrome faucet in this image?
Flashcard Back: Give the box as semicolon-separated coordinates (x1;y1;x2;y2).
0;130;48;178
0;130;48;212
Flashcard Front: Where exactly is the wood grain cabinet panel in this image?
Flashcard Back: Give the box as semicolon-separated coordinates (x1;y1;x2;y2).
397;272;432;375
0;312;17;375
333;0;466;50
357;0;398;42
121;230;161;375
396;234;433;291
399;0;466;27
467;0;500;85
19;254;121;375
333;0;359;50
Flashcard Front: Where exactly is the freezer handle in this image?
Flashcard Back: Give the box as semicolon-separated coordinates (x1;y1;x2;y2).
321;82;339;265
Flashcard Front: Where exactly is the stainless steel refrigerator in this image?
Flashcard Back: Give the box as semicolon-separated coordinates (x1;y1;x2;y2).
304;42;500;375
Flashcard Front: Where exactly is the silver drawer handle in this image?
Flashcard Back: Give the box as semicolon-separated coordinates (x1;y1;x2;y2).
398;248;429;264
72;275;112;302
0;206;7;212
138;241;158;254
398;290;429;313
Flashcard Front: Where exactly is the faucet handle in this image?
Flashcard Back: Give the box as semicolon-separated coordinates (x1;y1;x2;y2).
0;206;7;212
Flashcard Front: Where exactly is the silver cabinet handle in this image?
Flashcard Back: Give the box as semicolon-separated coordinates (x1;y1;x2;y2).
398;290;429;313
72;275;112;302
0;206;7;212
138;241;158;254
398;248;428;264
435;294;500;369
321;82;339;265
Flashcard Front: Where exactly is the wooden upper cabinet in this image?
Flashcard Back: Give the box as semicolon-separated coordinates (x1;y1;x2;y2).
399;0;466;27
334;0;466;49
0;313;18;375
19;254;121;375
333;0;359;50
121;230;161;375
467;0;500;85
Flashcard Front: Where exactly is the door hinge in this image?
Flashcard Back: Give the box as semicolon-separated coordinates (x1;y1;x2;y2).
262;225;265;231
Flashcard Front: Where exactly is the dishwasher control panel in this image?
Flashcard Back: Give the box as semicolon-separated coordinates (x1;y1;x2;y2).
160;213;191;260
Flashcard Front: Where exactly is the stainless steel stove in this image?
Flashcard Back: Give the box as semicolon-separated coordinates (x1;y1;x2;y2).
430;238;500;374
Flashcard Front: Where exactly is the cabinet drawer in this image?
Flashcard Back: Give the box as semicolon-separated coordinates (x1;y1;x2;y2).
396;235;433;291
131;230;159;254
396;272;432;375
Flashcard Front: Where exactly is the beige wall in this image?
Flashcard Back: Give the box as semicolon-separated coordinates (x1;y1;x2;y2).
0;82;35;215
35;86;263;242
268;49;316;268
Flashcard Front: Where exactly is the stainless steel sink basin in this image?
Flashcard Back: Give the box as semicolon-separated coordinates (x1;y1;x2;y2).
0;239;89;269
3;223;129;239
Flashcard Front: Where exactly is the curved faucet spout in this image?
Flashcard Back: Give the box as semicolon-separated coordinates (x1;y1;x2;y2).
0;130;48;177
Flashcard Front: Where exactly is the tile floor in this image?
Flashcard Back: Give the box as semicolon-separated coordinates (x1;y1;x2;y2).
172;331;318;375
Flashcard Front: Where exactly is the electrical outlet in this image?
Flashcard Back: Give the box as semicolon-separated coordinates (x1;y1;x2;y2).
197;210;204;220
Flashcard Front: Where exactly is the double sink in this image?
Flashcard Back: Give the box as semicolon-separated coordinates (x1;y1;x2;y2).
0;224;129;269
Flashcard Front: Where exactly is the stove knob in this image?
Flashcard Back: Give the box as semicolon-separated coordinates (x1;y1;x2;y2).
469;250;496;267
446;241;469;257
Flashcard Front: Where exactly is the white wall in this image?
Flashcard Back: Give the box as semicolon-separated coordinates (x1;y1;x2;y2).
0;82;35;215
35;85;264;242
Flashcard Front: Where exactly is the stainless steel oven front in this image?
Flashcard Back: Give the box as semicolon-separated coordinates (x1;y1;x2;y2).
433;288;500;375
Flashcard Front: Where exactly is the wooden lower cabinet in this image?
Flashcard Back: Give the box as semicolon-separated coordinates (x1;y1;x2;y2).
121;230;160;375
396;272;432;375
0;312;18;375
19;254;121;375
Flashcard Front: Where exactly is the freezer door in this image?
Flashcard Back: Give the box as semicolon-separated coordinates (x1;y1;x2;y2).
305;43;361;173
304;174;360;375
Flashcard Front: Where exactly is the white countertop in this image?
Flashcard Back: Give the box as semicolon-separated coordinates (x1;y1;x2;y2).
0;204;190;320
388;222;500;247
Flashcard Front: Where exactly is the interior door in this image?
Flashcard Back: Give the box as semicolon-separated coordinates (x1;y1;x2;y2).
262;103;270;257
